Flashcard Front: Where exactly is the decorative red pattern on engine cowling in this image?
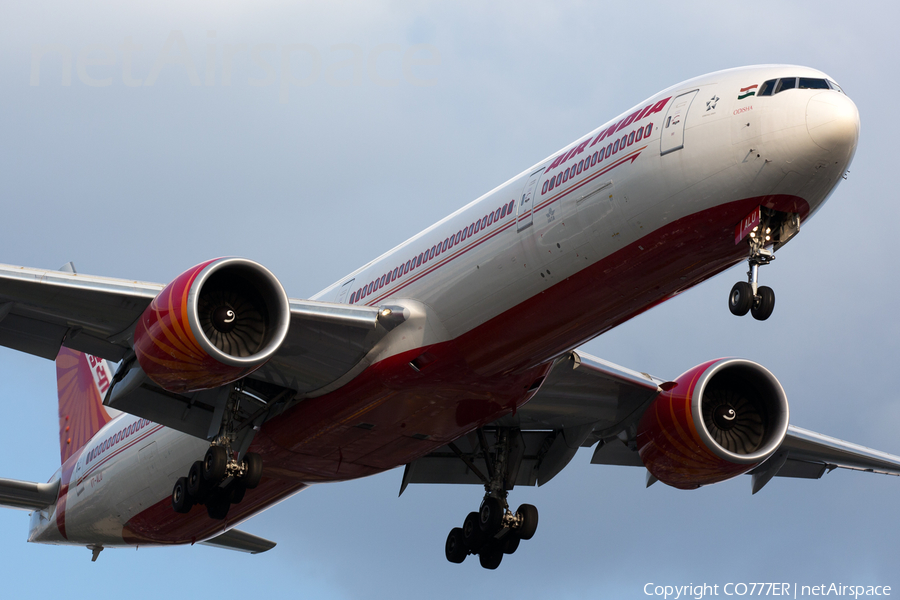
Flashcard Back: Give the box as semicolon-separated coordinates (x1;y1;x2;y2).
636;359;782;490
134;259;262;393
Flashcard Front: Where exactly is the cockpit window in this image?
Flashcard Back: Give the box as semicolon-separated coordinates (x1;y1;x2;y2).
759;77;842;97
774;78;797;94
799;77;830;90
758;79;776;96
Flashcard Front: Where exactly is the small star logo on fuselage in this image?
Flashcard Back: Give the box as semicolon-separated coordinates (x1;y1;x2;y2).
706;95;720;111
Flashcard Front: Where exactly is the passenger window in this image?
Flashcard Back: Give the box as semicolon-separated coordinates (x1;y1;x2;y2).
799;78;829;90
758;79;777;96
774;78;796;94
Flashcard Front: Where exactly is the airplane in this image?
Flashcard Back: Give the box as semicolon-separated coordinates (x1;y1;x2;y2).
1;64;897;570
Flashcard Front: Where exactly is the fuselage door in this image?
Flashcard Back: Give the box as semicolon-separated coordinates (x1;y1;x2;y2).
75;456;85;496
660;90;698;155
336;279;355;303
517;168;545;232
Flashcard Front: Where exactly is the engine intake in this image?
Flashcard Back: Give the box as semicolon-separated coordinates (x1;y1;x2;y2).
133;258;290;393
636;358;789;489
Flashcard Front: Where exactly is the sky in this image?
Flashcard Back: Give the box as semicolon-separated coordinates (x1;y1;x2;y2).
1;1;899;598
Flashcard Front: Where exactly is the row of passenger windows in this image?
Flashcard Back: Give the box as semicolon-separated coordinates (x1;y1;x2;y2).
85;419;153;465
758;77;843;96
349;199;517;304
541;123;653;195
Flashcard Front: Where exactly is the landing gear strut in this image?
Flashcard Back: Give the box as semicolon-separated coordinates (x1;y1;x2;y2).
443;428;539;569
171;383;265;520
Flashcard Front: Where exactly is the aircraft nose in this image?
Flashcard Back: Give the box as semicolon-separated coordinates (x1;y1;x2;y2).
806;91;860;153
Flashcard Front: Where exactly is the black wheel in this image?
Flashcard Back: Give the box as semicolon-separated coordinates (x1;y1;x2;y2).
230;482;246;504
479;497;503;534
202;446;227;482
478;546;503;570
501;533;520;555
751;286;775;321
171;477;193;514
187;461;207;500
241;453;263;489
729;282;753;316
445;527;467;564
516;503;539;540
462;511;485;551
206;489;231;520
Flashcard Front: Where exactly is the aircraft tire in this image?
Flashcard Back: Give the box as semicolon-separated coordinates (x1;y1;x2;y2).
187;461;207;499
478;545;503;570
202;446;227;482
171;477;193;514
462;511;485;551
230;482;246;504
516;504;539;540
501;533;520;555
729;282;753;316
241;453;263;489
751;286;775;321
445;528;467;563
479;497;503;534
206;490;231;520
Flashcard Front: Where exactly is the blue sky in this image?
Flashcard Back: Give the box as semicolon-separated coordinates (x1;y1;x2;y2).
1;1;899;598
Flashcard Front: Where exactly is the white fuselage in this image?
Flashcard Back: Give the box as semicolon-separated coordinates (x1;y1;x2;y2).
28;65;859;548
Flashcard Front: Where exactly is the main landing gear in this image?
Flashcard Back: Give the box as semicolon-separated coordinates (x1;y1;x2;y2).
445;498;538;569
171;381;266;520
171;446;263;520
443;429;539;570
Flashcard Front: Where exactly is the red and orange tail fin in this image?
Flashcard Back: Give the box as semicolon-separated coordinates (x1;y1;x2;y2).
56;347;114;464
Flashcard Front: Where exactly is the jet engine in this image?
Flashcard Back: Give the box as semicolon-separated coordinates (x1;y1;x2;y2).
636;359;789;489
132;258;291;393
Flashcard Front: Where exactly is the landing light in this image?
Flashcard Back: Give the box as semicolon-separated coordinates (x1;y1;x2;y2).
380;308;393;317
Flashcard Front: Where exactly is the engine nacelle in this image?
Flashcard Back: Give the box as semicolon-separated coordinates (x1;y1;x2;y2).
133;258;290;393
636;358;789;489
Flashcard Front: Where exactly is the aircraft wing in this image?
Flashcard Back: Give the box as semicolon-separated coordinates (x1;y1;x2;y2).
0;263;396;438
0;264;161;362
199;528;276;554
402;351;900;494
401;351;663;491
0;477;60;511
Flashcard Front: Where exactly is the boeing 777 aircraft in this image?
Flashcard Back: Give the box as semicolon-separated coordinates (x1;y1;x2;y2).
2;64;897;569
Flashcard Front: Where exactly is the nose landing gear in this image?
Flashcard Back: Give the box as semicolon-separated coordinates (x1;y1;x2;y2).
728;208;798;321
728;244;775;321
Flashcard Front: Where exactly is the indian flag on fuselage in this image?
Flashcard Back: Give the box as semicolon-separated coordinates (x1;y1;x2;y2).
738;84;758;100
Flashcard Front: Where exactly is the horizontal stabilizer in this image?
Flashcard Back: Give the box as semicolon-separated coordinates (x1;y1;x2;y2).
199;528;276;554
0;477;59;511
